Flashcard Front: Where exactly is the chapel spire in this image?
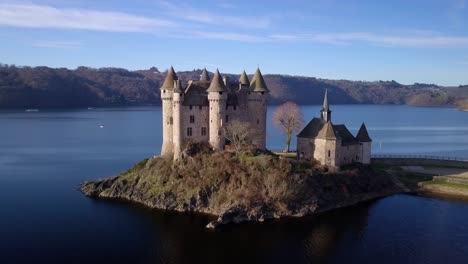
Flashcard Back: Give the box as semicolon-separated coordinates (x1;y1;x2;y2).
321;89;332;122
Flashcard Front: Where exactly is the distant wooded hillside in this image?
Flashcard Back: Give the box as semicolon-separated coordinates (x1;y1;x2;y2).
1;64;467;109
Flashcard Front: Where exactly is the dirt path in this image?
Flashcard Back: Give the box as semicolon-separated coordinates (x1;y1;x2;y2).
401;166;468;177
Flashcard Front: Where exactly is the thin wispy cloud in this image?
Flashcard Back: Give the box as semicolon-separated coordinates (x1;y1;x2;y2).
269;32;468;48
0;3;176;32
32;40;81;49
157;1;271;29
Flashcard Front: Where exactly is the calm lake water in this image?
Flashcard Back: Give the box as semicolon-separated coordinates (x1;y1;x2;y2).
0;105;467;263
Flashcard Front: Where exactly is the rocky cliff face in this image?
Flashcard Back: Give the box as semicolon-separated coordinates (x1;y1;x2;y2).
80;150;405;228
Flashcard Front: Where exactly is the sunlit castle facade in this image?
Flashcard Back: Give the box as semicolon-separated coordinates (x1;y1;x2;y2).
160;67;269;159
297;90;372;170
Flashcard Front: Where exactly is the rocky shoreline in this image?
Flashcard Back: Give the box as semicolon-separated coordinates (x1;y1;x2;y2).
80;151;407;228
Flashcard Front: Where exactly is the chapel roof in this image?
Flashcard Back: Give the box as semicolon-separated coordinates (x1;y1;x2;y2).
356;123;372;142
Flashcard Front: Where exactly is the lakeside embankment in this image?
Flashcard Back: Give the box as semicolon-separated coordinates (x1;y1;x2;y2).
372;158;468;198
81;146;405;228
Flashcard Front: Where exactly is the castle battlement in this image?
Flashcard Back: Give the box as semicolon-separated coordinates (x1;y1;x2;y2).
160;67;269;159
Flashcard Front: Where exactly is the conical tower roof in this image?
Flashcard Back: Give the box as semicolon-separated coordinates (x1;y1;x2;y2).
317;121;337;140
356;123;372;142
249;67;269;92
173;80;183;93
200;68;210;81
207;69;227;92
160;66;178;90
322;89;330;111
239;70;250;86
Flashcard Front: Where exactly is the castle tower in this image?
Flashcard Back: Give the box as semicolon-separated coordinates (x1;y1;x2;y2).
356;123;372;164
160;66;177;156
200;68;210;81
207;69;228;150
248;67;269;149
172;80;184;159
239;70;250;90
320;89;331;122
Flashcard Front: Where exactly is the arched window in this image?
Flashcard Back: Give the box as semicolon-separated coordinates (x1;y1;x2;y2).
328;150;331;157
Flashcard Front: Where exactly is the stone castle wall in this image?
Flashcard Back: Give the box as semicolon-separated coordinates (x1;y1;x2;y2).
161;90;173;156
162;89;268;156
313;138;338;169
336;144;360;166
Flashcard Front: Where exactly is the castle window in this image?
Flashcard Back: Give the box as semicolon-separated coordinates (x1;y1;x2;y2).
201;127;207;136
261;92;264;95
219;92;223;95
190;115;195;123
257;119;259;124
328;150;331;157
189;106;193;110
225;115;229;123
233;106;237;111
187;127;192;137
199;106;202;110
170;117;173;125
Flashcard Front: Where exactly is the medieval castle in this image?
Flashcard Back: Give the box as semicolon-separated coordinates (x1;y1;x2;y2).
160;67;269;158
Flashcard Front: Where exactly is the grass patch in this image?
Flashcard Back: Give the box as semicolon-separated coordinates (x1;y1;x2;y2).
424;180;468;190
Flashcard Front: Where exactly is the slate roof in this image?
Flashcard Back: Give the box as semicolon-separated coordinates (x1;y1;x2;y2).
297;118;359;145
333;124;357;145
356;123;372;142
173;80;183;93
249;68;269;92
239;70;250;86
183;80;209;106
317;121;337;140
297;118;325;138
207;69;228;92
160;66;178;90
200;68;210;81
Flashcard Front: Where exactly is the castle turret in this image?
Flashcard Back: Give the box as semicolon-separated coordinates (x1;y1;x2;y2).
172;80;184;159
356;122;372;164
239;70;250;90
248;67;269;149
160;66;177;156
207;69;228;150
200;68;210;81
320;89;331;122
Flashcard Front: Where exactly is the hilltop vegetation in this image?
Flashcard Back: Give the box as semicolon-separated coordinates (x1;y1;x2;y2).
81;143;403;227
1;64;467;109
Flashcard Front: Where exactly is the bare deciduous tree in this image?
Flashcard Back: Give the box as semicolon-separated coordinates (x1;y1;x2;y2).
273;102;304;152
224;120;254;155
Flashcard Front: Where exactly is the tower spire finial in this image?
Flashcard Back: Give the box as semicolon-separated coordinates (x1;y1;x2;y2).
323;89;329;111
321;89;331;122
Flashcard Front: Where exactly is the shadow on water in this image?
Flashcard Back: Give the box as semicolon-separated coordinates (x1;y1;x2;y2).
95;197;378;264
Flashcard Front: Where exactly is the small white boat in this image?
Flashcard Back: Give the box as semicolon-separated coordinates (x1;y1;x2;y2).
25;109;39;112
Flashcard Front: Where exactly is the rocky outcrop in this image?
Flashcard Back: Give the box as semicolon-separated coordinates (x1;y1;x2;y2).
80;152;405;228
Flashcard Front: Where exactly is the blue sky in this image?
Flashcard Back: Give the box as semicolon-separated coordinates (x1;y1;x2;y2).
1;0;468;85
